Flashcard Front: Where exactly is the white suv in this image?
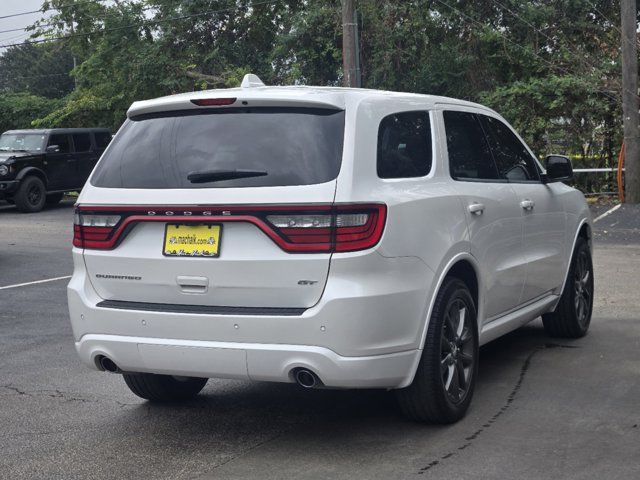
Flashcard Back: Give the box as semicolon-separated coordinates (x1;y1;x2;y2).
68;75;593;423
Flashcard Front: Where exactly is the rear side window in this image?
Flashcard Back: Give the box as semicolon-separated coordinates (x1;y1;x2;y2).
443;111;500;181
90;108;345;189
479;115;540;182
48;134;71;154
94;132;111;150
377;111;432;178
72;133;92;152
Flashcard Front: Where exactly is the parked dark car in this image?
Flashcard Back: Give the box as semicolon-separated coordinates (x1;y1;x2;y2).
0;128;111;212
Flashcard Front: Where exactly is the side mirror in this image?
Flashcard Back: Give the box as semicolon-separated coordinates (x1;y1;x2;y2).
543;155;573;183
46;145;60;153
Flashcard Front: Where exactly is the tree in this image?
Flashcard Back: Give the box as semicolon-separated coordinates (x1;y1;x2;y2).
0;43;74;98
0;93;62;133
0;0;627;176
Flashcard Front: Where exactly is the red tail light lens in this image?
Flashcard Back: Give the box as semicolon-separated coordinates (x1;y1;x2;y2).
73;213;122;248
265;206;385;252
73;204;386;253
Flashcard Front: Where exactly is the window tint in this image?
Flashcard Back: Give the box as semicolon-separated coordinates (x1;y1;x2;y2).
48;134;71;154
94;132;111;150
377;111;432;178
443;111;500;181
90;108;345;189
480;115;540;181
72;133;92;152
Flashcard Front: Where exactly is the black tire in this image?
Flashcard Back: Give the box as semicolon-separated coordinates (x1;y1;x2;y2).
13;176;46;213
396;277;479;424
542;236;593;338
45;192;64;205
122;373;208;402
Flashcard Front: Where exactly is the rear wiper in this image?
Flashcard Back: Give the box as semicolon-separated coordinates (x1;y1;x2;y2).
187;169;268;184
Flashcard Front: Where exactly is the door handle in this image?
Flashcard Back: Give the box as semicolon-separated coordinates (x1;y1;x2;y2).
520;199;535;210
468;203;485;215
176;276;209;294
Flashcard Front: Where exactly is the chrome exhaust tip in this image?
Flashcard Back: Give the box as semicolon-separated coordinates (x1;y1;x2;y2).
294;368;320;389
98;356;121;374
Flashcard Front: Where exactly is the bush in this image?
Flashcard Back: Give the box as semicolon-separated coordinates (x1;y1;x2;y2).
0;93;62;133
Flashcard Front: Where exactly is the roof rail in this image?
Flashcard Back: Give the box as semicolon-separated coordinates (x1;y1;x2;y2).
241;73;265;88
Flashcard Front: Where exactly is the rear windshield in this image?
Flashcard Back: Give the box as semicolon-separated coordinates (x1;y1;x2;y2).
90;107;345;188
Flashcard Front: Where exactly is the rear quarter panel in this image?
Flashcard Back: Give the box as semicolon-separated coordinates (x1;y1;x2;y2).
334;97;472;353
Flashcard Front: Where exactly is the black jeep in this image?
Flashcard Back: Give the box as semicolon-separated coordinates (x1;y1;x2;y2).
0;128;111;212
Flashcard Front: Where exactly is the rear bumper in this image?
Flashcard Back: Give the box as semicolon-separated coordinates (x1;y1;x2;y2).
68;248;433;389
75;334;419;388
0;180;19;194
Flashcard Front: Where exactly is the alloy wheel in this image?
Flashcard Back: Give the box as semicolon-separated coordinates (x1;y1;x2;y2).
574;249;592;327
27;184;43;206
441;297;475;404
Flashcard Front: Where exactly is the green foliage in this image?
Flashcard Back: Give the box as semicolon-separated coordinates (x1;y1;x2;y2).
0;0;626;167
480;75;619;156
0;43;74;98
30;89;109;128
0;93;62;133
273;0;342;85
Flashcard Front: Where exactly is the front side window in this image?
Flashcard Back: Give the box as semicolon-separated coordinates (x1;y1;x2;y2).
480;115;540;182
48;134;71;154
91;108;345;189
443;111;500;181
377;111;432;178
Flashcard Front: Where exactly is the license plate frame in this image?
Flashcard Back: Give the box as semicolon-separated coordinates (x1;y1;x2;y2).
162;223;222;258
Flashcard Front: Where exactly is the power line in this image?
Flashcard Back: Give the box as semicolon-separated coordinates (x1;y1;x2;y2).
0;0;104;21
8;72;72;80
490;0;638;102
433;0;623;106
0;0;276;49
490;1;623;89
0;1;158;35
584;0;626;39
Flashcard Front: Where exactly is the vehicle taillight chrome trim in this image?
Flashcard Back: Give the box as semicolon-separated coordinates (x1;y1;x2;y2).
73;204;386;253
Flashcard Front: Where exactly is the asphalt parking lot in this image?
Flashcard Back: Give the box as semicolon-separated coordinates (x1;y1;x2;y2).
1;198;639;479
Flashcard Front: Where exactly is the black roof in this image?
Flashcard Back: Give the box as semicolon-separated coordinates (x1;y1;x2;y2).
3;128;111;135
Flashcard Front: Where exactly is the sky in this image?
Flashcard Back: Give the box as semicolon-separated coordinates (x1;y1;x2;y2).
0;0;51;51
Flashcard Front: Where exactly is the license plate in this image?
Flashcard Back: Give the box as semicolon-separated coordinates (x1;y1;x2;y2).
163;224;221;257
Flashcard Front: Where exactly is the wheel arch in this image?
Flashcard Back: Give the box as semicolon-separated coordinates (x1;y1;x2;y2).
578;221;592;250
398;251;483;389
549;217;591;313
15;167;48;188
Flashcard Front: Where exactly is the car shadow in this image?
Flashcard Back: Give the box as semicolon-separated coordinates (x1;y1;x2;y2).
112;321;574;445
0;197;76;213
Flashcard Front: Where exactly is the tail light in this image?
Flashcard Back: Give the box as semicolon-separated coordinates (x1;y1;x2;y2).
190;98;236;106
73;213;122;248
73;204;386;253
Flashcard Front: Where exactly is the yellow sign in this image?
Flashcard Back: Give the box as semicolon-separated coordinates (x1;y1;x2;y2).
163;224;221;257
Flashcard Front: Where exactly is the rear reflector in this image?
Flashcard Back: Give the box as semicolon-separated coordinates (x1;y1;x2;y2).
73;204;386;253
190;98;237;106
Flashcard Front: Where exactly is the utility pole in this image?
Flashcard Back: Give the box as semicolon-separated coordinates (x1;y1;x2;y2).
620;0;639;203
342;0;360;88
